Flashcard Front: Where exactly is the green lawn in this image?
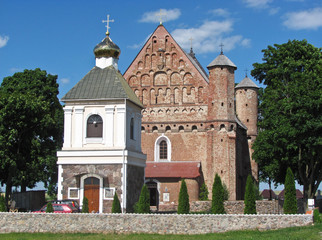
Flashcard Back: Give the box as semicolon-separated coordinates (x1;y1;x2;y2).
1;224;321;240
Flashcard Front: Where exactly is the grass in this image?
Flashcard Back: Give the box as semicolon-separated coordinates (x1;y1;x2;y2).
0;224;321;240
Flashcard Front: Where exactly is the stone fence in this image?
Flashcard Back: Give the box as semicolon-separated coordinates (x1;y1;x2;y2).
191;200;281;214
0;212;312;234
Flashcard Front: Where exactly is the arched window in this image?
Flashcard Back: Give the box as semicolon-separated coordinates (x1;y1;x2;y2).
179;125;184;132
159;140;167;160
87;114;103;138
165;126;171;132
130;117;134;140
155;135;171;162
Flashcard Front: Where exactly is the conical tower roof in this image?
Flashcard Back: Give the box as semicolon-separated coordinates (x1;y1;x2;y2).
235;76;259;89
207;52;237;69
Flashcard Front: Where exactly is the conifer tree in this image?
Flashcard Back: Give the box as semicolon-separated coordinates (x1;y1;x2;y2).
244;175;256;214
283;167;297;214
46;202;54;213
82;197;89;213
211;174;226;214
222;183;229;201
199;183;209;201
137;184;150;213
112;192;122;213
177;179;190;214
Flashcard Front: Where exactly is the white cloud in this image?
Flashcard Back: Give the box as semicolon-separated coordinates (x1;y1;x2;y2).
269;7;280;15
210;8;230;18
283;7;322;30
0;35;9;48
60;78;70;84
171;20;250;54
139;9;181;23
243;0;272;9
9;67;22;73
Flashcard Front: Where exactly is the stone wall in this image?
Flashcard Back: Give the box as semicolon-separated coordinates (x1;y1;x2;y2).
191;200;280;214
0;213;312;234
190;200;306;214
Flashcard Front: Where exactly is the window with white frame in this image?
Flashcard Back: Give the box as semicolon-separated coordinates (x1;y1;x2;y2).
104;187;115;200
68;188;79;199
87;114;103;138
154;135;171;162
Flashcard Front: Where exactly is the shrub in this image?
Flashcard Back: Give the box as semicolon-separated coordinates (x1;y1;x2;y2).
112;192;122;213
284;167;297;214
244;175;256;214
199;183;209;201
177;179;190;214
46;202;54;213
222;182;229;201
211;174;226;214
313;209;321;223
82;197;89;213
136;184;150;213
0;195;7;212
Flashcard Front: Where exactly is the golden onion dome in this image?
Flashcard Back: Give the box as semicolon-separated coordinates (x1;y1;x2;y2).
93;35;121;59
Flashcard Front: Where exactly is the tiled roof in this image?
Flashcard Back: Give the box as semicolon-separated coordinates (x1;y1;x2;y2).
62;66;142;107
235;76;259;89
207;53;237;69
145;161;201;179
185;48;209;82
278;189;304;200
260;189;278;199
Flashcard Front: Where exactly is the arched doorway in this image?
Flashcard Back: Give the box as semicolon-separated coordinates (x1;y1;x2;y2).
84;177;100;213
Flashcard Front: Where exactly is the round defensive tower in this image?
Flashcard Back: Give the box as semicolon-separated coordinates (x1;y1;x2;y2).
235;75;259;137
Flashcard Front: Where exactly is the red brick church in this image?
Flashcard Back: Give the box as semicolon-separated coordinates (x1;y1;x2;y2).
124;24;259;211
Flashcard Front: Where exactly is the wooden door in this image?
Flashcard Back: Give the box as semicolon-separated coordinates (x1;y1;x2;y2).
84;177;99;213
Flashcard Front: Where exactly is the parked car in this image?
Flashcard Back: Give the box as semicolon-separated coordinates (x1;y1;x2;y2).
51;199;80;212
33;203;78;213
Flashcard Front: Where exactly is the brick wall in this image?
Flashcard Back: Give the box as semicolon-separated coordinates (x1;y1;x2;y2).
0;212;312;234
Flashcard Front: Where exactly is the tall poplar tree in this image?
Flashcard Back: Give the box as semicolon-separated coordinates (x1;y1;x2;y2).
252;40;321;200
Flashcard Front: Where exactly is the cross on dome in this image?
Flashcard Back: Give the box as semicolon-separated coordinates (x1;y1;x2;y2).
102;14;114;36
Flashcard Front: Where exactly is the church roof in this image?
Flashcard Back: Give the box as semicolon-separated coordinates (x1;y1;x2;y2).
186;48;209;82
207;53;237;69
61;66;143;107
145;161;201;179
235;76;259;89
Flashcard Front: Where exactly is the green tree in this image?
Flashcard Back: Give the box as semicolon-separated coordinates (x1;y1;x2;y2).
177;179;190;214
82;197;89;213
244;175;256;214
46;202;54;213
136;184;150;213
211;174;226;214
222;183;229;201
112;192;122;213
251;40;322;200
0;195;7;212
199;183;209;201
0;69;64;205
284;168;298;214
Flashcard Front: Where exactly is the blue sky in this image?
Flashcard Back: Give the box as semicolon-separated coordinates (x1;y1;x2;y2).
0;0;321;191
